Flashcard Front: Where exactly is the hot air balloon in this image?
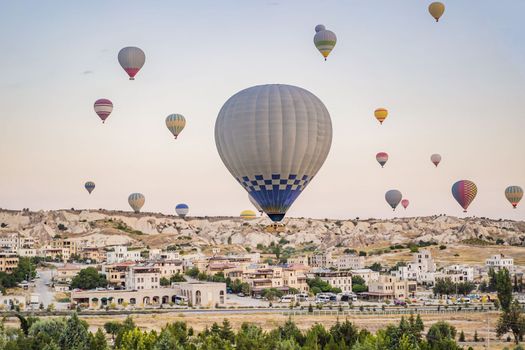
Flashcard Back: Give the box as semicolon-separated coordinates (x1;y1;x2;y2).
431;154;442;167
128;193;145;213
94;99;113;123
165;114;186;139
374;108;388;125
428;2;445;22
385;190;402;211
313;25;337;61
215;84;332;222
505;186;523;209
401;199;409;210
176;203;189;218
451;180;477;212
249;193;263;214
118;47;145;80
240;210;256;220
376;152;389;168
85;181;95;194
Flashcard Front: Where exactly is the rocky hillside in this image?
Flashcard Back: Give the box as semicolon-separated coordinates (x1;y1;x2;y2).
0;209;524;253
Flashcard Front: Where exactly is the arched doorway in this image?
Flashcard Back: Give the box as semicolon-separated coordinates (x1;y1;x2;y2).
143;296;150;305
162;296;170;304
195;290;201;306
129;298;136;305
219;290;224;304
152;296;160;304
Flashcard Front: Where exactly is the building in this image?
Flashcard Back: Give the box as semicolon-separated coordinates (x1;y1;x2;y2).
335;255;365;270
351;269;380;286
149;249;181;261
125;265;161;290
282;265;309;293
102;261;136;287
308;252;333;268
79;247;103;262
485;254;514;272
0;253;18;273
153;260;184;278
71;282;226;308
55;264;90;283
106;246;142;264
310;270;353;293
17;248;37;257
0;295;26;310
43;247;70;262
392;249;437;285
364;275;417;301
51;239;78;257
287;256;309;266
442;265;474;283
172;282;226;307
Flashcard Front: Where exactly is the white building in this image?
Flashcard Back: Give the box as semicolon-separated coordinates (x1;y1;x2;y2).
351;269;380;286
393;249;437;285
149;249;181;261
125;265;161;290
106;246;142;264
308;252;333;268
152;260;184;278
485;254;514;272
442;265;474;283
335;255;365;270
310;270;353;292
17;248;37;257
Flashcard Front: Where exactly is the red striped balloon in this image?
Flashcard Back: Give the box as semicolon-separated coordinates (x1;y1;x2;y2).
452;180;477;213
94;99;113;123
401;199;409;209
376;152;389;168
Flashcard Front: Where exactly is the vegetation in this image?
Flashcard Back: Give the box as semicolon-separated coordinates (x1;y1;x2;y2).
307;277;341;294
352;275;368;293
0;313;464;350
70;267;107;290
0;257;37;292
432;278;476;296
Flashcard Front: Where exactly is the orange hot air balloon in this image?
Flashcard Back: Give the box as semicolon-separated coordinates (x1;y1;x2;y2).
428;2;445;22
374;108;388;125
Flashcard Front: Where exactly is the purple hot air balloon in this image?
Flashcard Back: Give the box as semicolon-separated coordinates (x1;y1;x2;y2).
451;180;477;213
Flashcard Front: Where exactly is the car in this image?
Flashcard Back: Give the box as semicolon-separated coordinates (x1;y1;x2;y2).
237;293;245;297
394;299;407;306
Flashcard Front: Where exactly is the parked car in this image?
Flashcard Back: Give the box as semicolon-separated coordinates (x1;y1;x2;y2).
315;294;330;304
237;293;245;297
394;299;407;306
280;295;295;303
296;293;309;302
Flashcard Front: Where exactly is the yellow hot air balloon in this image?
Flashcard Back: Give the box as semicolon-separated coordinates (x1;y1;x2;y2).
240;210;256;220
428;2;445;22
374;108;388;125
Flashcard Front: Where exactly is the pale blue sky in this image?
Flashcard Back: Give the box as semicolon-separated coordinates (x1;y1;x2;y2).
1;1;524;220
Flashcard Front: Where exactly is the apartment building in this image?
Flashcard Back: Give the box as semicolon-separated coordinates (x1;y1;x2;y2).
351;269;380;286
287;256;309;266
335;255;365;270
102;261;136;287
51;239;78;256
310;270;353;293
282;265;309;293
79;247;103;262
486;254;514;272
125;265;161;290
308;252;333;268
149;249;181;261
0;253;18;273
55;264;86;283
43;247;70;261
442;265;474;282
392;249;437;284
365;275;417;301
106;246;142;264
153;260;184;278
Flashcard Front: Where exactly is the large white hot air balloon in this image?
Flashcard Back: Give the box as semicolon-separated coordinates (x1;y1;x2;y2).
249;193;263;214
215;84;333;222
118;47;145;80
128;193;145;213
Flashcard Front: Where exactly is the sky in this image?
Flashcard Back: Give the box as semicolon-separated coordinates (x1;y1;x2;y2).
0;1;524;220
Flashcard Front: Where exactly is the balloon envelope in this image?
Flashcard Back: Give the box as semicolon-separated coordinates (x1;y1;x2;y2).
128;193;145;213
240;210;256;220
451;180;477;212
166;114;186;139
385;190;402;211
401;199;409;209
313;27;336;60
94;99;113;123
314;24;326;33
175;203;189;217
374;108;388;124
428;2;445;22
431;154;442;167
85;181;95;194
505;186;523;209
118;47;145;80
215;84;333;222
376;152;389;168
249;193;263;214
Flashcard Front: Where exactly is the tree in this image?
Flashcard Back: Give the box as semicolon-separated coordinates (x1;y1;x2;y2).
457;281;476;296
496;300;525;344
119;328;157;350
496;268;513;312
185;267;199;278
59;313;91;350
426;321;460;350
367;262;382;272
159;277;170;287
170;273;186;283
220;319;235;343
71;267;107;290
352;275;368;293
89;328;108;350
458;330;465;342
104;321;121;341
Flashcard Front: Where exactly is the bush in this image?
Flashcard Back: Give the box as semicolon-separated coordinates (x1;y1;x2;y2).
439;245;447;250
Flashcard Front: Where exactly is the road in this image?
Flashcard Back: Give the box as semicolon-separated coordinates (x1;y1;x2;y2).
33;268;69;310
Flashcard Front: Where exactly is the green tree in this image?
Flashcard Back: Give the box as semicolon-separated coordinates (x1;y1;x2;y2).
59;313;91;350
496;299;525;344
496;268;513;312
236;323;266;350
71;267;107;290
185;267;199;278
458;330;465;342
119;328;157;350
170;273;186;283
114;317;136;349
89;328;108;350
220;319;235;343
103;321;121;341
